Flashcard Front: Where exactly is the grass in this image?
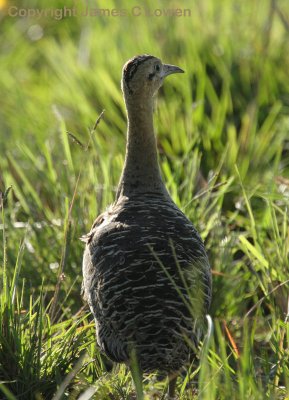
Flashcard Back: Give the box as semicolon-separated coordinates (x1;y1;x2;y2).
0;0;289;398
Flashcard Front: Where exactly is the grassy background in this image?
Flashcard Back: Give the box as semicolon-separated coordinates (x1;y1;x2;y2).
0;0;289;398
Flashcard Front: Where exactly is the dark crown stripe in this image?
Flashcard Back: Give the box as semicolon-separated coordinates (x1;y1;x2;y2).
123;55;155;83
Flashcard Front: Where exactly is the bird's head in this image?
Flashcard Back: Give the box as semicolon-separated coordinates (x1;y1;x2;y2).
121;54;184;100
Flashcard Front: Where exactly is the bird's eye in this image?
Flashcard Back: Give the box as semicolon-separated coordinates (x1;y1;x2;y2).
155;64;161;72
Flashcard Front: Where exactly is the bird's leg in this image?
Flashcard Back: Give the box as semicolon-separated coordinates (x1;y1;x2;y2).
167;374;177;399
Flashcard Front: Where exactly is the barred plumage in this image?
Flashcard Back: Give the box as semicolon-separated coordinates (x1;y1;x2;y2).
82;55;212;398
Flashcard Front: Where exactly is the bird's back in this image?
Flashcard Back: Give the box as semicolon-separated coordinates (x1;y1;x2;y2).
82;193;211;373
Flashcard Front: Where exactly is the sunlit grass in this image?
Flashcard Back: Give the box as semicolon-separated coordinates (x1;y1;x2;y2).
1;0;289;398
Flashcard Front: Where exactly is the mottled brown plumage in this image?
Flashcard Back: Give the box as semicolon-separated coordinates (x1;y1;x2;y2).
82;55;212;398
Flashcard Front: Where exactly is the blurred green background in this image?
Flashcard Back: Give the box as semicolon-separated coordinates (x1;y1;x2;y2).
0;0;289;398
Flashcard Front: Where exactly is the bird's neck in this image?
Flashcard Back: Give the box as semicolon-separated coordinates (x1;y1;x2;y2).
116;95;169;199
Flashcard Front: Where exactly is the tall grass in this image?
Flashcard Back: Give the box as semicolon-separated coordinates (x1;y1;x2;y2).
0;0;289;398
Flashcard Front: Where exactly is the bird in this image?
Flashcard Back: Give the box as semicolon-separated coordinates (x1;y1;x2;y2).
82;54;212;399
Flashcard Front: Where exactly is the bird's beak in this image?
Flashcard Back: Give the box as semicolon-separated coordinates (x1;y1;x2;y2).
161;64;185;78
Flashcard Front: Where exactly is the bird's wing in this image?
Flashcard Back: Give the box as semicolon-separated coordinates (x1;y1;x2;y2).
80;212;107;244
